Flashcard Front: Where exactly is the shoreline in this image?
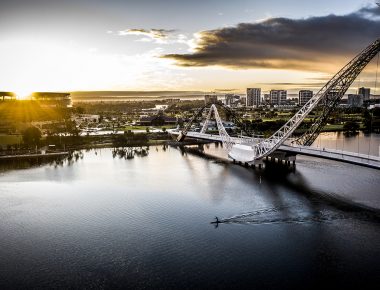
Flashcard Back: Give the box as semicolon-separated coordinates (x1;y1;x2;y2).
0;151;69;160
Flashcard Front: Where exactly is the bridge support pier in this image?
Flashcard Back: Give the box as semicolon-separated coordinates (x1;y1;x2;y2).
251;158;265;169
268;151;297;168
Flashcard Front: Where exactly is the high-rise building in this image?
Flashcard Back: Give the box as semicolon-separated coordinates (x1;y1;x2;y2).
348;94;364;107
358;87;370;101
279;90;287;105
204;94;218;105
246;88;261;107
269;90;279;105
270;90;287;106
225;94;240;107
263;94;270;105
298;90;313;106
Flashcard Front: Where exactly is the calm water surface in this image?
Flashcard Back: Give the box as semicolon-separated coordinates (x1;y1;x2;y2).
0;136;380;289
313;131;380;156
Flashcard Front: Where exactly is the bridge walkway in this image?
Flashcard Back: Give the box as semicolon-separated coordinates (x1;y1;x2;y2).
170;130;380;169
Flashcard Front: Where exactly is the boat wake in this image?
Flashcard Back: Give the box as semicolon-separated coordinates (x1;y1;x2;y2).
213;204;378;226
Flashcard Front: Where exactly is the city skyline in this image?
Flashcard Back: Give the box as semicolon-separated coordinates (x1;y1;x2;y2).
1;0;379;97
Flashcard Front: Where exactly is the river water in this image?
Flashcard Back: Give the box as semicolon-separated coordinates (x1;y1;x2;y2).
313;131;380;156
0;134;380;289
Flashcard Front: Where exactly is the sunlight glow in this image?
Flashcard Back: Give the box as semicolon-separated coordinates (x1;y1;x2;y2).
0;37;173;92
15;88;33;100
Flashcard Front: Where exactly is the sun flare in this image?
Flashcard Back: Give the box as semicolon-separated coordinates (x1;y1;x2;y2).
15;89;33;100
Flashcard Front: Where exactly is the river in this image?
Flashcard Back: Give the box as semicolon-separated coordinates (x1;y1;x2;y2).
0;133;380;289
313;131;380;156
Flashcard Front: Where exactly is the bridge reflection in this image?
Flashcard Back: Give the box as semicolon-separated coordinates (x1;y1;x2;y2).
177;143;380;219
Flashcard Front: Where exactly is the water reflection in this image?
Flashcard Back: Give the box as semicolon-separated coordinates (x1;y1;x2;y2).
0;142;380;288
0;150;83;173
189;141;380;212
112;146;150;159
313;132;380;156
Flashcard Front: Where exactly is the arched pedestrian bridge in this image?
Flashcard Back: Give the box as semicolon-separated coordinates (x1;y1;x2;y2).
170;130;380;169
172;38;380;169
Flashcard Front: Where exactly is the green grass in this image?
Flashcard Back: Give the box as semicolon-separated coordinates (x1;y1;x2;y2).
322;124;344;131
0;134;22;145
261;118;282;122
122;126;149;130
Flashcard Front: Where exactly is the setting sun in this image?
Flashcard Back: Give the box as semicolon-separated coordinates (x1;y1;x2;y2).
15;88;33;100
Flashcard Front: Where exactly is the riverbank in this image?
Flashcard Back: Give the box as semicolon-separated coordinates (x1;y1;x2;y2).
0;131;172;154
0;151;69;160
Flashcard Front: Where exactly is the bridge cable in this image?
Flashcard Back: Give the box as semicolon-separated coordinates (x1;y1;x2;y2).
369;52;379;158
375;52;379;95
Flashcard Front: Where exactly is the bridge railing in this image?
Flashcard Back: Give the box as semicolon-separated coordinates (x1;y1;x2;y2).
281;144;380;162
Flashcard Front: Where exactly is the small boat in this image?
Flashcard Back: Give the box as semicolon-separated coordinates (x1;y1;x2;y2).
210;216;222;224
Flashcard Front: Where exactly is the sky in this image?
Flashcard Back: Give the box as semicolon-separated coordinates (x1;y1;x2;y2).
0;0;379;96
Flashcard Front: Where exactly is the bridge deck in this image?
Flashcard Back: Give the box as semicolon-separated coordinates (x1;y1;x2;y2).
278;145;380;169
170;130;380;169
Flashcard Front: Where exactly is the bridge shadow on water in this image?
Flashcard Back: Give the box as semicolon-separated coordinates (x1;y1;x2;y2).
178;145;380;227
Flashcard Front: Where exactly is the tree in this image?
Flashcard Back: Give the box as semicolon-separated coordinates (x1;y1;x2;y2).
65;120;79;136
22;126;42;147
343;121;360;135
75;106;85;114
362;109;372;132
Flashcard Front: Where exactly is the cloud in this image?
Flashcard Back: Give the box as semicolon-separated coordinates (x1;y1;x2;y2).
118;28;176;43
258;82;327;86
117;28;194;48
214;88;237;92
162;6;380;72
357;4;380;17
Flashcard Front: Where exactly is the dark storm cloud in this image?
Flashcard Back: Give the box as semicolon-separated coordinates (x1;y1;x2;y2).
357;4;380;16
162;7;380;71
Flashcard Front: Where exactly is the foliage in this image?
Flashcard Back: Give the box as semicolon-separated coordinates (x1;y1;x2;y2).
74;106;85;114
65;120;80;136
343;121;360;134
74;101;160;114
363;108;380;132
373;108;380;117
112;132;148;147
22;126;42;147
